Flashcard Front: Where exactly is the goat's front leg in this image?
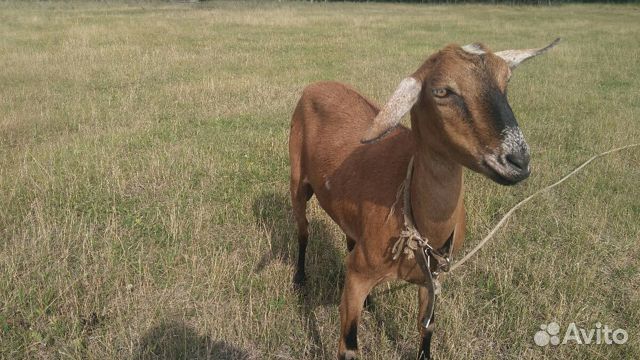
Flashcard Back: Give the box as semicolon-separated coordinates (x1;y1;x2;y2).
417;286;436;360
338;266;375;360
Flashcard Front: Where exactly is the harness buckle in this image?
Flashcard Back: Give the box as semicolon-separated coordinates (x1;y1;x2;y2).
426;248;451;278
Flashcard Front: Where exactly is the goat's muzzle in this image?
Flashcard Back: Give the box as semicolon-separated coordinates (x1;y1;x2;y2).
481;127;531;186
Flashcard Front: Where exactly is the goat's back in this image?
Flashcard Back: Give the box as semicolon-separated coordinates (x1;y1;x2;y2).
290;81;414;241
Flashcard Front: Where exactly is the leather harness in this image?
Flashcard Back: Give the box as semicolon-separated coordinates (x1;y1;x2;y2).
392;156;454;329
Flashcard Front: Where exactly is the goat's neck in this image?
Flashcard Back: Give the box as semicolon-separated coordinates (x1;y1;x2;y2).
409;110;463;246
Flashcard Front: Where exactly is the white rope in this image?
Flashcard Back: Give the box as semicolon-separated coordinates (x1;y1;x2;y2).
392;156;432;260
449;143;640;272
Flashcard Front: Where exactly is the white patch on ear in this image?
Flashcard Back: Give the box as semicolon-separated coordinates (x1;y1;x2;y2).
462;43;485;55
362;76;422;143
379;76;421;123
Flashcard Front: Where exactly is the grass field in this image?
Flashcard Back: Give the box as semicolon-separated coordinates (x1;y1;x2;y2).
1;1;639;359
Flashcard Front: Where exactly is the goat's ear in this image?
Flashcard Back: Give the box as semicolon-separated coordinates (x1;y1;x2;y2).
495;38;561;70
361;77;422;143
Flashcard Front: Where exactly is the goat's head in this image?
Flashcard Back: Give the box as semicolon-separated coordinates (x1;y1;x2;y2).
363;39;560;185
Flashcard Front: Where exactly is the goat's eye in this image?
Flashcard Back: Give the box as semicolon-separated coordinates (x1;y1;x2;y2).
432;88;449;98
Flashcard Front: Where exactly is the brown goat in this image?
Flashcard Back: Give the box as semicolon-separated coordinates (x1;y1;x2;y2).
289;39;559;360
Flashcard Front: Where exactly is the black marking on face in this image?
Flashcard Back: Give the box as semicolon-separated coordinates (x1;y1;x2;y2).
485;84;518;134
345;321;358;350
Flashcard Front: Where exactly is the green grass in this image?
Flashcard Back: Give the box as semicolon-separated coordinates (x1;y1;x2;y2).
1;1;639;359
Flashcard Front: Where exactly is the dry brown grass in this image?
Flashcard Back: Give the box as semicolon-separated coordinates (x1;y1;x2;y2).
0;1;638;359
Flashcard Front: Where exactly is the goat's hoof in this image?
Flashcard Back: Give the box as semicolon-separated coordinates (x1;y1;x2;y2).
417;349;430;360
292;272;306;288
338;350;358;360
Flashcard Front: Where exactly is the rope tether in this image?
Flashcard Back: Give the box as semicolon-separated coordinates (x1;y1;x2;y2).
450;143;640;272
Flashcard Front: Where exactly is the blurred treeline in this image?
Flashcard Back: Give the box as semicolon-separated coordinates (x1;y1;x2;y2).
317;0;638;4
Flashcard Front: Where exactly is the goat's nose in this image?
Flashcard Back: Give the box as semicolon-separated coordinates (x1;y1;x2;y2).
505;151;530;171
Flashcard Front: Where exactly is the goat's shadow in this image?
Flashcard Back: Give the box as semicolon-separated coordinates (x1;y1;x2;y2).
253;191;343;359
132;319;251;360
253;191;411;358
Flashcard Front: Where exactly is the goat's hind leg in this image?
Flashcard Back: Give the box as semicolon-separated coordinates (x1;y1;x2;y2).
291;178;313;287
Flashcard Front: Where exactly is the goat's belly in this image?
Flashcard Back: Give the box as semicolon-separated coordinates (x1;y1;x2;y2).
312;188;362;241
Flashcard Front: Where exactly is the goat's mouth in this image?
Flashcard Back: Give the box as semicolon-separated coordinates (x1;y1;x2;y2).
481;154;530;186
